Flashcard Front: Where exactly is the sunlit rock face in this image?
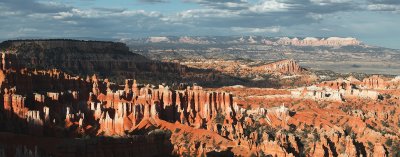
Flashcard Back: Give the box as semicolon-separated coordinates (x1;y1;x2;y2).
361;75;388;89
0;53;241;155
0;64;399;157
0;40;399;157
289;76;391;101
258;59;304;74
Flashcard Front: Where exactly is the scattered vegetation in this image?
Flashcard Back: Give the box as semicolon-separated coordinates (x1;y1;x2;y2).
381;120;389;127
214;110;225;124
385;139;393;147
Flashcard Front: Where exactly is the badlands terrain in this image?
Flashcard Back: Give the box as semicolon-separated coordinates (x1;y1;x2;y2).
0;39;399;157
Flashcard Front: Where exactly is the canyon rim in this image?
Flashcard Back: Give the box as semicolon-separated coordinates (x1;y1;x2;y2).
0;0;400;157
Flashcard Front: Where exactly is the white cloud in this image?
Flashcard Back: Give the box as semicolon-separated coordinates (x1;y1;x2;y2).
0;0;399;49
53;11;73;19
310;0;352;5
307;13;324;20
177;9;238;19
320;28;333;31
231;26;280;33
367;4;400;11
249;0;291;13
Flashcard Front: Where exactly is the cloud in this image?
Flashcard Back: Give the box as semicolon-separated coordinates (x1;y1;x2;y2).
231;26;281;33
368;0;400;5
172;0;360;30
249;0;292;12
367;4;400;11
0;0;176;39
0;0;399;49
310;0;352;5
366;0;400;12
183;0;249;10
137;0;168;3
0;0;71;14
53;11;73;19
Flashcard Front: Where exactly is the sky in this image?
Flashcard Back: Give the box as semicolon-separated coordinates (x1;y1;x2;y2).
0;0;399;48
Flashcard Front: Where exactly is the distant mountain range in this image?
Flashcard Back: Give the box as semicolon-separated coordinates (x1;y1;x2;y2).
121;36;400;75
121;36;369;47
2;36;399;75
3;36;397;50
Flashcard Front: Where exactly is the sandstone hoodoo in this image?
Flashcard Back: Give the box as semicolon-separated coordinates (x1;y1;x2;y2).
257;59;304;74
1;0;399;155
0;40;399;157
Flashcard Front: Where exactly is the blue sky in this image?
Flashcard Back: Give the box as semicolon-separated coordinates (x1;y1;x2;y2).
0;0;399;48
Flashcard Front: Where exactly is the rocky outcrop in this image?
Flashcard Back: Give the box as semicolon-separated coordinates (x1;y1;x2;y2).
373;144;387;157
291;77;386;101
362;75;387;89
257;59;304;74
0;40;185;84
275;37;360;47
92;82;238;136
291;85;343;101
1;39;275;87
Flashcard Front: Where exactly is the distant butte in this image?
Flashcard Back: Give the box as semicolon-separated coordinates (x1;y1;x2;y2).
255;59;305;74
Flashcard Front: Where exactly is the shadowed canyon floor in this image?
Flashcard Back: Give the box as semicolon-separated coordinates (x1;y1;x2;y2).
0;40;399;157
